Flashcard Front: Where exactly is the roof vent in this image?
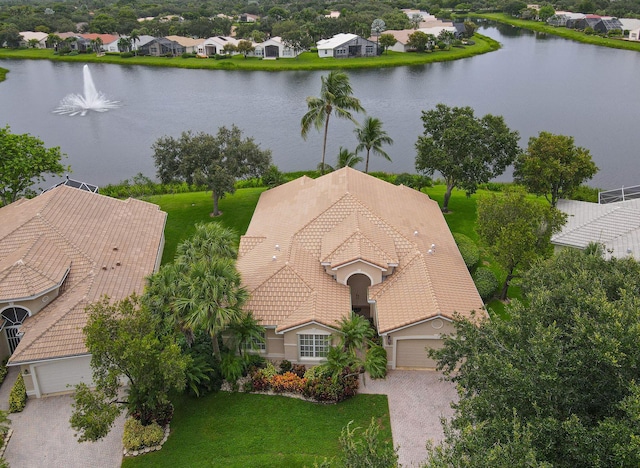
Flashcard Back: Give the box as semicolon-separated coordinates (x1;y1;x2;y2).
275;244;280;251
116;261;121;266
272;255;277;261
414;231;419;236
113;246;118;251
102;265;107;270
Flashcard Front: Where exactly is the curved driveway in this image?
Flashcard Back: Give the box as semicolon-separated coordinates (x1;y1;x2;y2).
359;370;457;467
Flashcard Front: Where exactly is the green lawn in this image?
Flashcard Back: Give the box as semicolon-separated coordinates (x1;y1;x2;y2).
0;34;498;72
145;187;266;264
473;13;640;52
121;392;391;468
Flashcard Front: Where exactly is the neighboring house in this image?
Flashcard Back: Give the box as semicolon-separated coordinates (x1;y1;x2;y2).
325;11;341;19
236;168;485;369
401;9;437;24
240;13;260;22
548;11;585;27
317;33;378;58
139;37;185;56
42;175;98;194
0;185;166;397
594;17;624;34
619;18;640;35
630;27;640;41
552;198;640;260
375;25;457;53
19;31;48;48
129;34;155;51
200;36;240;56
574;15;603;30
79;33;119;52
165;35;204;53
255;36;304;58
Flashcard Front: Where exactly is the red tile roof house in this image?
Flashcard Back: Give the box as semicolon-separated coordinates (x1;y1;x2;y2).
237;168;485;369
0;186;166;397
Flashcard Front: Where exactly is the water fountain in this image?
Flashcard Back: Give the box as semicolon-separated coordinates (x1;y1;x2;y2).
54;65;120;116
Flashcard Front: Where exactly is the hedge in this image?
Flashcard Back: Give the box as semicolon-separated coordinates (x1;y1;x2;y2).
123;418;164;451
8;373;26;413
473;267;499;301
453;232;480;271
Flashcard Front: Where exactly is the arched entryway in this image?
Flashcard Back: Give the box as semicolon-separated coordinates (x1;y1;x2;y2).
347;274;371;319
2;306;29;354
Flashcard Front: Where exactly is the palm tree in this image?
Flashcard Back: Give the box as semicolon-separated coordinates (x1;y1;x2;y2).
117;37;130;52
355;116;394;173
301;71;364;175
336;146;363;169
176;223;238;262
226;311;265;356
129;30;140;55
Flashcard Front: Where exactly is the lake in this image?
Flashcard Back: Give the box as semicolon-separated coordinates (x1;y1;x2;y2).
1;24;639;190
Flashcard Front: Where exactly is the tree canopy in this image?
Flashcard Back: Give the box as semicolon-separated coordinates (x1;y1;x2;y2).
476;186;565;299
70;295;188;442
152;126;271;216
426;248;640;467
514;131;598;207
415;103;520;212
0;125;67;206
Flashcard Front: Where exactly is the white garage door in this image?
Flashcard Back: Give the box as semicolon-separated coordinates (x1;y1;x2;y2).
396;339;444;369
34;356;93;396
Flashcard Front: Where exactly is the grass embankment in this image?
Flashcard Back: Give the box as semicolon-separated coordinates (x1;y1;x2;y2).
121;392;391;468
0;67;7;82
149;182;528;319
473;13;640;52
0;34;498;71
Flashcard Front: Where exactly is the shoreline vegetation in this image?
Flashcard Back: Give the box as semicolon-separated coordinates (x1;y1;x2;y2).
0;67;7;82
0;34;499;72
473;13;640;52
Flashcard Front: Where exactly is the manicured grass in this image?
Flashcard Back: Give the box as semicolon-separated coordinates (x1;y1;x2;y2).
121;392;391;468
0;67;7;82
473;13;640;52
0;34;498;71
145;187;266;264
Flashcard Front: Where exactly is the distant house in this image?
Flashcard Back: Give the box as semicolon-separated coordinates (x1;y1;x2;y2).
401;9;437;24
374;25;458;53
630;27;640;41
165;35;204;53
574;15;603;30
255;36;304;58
139;37;185;56
0;185;166;397
237;168;485;369
19;31;48;49
325;11;341;18
129;34;155;50
619;18;640;34
240;13;260;22
547;11;585;27
594;17;623;34
552;198;640;260
79;33;119;52
316;33;378;58
199;36;241;56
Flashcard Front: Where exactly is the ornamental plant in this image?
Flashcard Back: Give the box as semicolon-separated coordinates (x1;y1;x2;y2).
8;373;27;413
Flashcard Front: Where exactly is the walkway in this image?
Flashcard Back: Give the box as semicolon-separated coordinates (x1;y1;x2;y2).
0;366;125;468
359;370;457;467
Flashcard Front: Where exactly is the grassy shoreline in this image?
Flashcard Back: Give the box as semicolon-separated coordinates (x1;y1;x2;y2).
0;67;7;82
472;13;640;52
0;34;499;72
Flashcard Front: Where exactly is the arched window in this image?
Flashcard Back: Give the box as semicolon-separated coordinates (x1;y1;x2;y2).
2;307;29;354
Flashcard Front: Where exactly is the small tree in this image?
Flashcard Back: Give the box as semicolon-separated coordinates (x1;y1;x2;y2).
236;39;255;58
514;131;598;207
337;147;363;169
0;125;67;206
410;13;423;29
415;103;520;212
340;418;398;468
378;34;397;54
538;5;555;21
70;296;188;442
407;31;433;52
222;43;237;55
476;187;566;300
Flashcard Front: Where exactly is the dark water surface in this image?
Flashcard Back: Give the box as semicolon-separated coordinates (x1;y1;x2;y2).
1;25;639;189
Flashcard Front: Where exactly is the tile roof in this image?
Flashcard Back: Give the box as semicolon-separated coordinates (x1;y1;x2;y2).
0;186;166;364
237;168;484;335
553;198;640;259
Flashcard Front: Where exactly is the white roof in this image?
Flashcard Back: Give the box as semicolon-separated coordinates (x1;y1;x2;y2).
553;198;640;259
419;26;457;36
317;33;358;49
20;31;48;42
619;18;640;30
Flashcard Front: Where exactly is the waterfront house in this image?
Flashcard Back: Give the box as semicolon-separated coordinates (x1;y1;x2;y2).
316;33;378;58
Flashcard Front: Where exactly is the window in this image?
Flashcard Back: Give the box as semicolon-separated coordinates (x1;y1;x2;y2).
366;45;374;54
243;331;266;352
299;334;330;358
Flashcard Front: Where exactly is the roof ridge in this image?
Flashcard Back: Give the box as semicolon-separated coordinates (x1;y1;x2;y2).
36;214;93;265
555;204;621;240
294;192;355;242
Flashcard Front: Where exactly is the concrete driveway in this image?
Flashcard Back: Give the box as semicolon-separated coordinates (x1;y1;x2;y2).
0;367;125;468
359;370;458;467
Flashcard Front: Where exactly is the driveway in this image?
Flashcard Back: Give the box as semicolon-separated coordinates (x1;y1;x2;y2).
0;367;125;468
359;370;457;467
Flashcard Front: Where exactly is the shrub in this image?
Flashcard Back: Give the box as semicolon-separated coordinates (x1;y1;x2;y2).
271;372;307;393
473;267;499;301
68;50;78;56
0;358;8;386
290;363;306;378
364;345;388;379
130;402;174;427
570;184;599;203
243;353;266;374
122;418;164;451
279;359;292;373
121;52;133;58
8;373;27;413
220;352;244;386
394;173;432;191
214;54;231;60
453;233;480;271
304;368;359;403
261;165;286;188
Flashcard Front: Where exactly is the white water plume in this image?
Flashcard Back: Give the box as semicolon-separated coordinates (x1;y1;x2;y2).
54;65;120;116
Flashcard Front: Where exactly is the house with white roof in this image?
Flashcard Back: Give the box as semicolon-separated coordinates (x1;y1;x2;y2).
552;198;640;260
19;31;48;48
254;36;304;58
237;168;485;369
316;33;378;58
200;36;241;56
374;24;458;52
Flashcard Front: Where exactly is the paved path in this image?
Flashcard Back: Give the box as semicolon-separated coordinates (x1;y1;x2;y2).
359;370;457;467
1;367;125;468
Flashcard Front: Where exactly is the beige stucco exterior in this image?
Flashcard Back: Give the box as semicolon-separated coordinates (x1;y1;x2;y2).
281;323;336;364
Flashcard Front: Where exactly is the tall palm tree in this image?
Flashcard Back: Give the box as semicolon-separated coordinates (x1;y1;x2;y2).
355;116;394;173
301;71;364;175
176;222;238;262
336;146;363;169
129;30;140;55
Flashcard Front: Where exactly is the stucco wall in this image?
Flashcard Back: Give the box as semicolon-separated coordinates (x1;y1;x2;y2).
282;323;336;364
335;261;382;285
383;317;455;365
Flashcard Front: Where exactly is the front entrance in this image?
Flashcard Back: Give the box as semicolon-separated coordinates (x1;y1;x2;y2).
2;307;29;353
348;274;371;318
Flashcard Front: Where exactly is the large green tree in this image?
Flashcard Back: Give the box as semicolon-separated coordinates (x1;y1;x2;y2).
415;104;520;212
355;116;393;173
425;248;640;467
70;296;188;442
152;126;271;216
514;131;598;207
476;187;565;299
0;125;67;206
378;33;397;54
301;70;364;175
